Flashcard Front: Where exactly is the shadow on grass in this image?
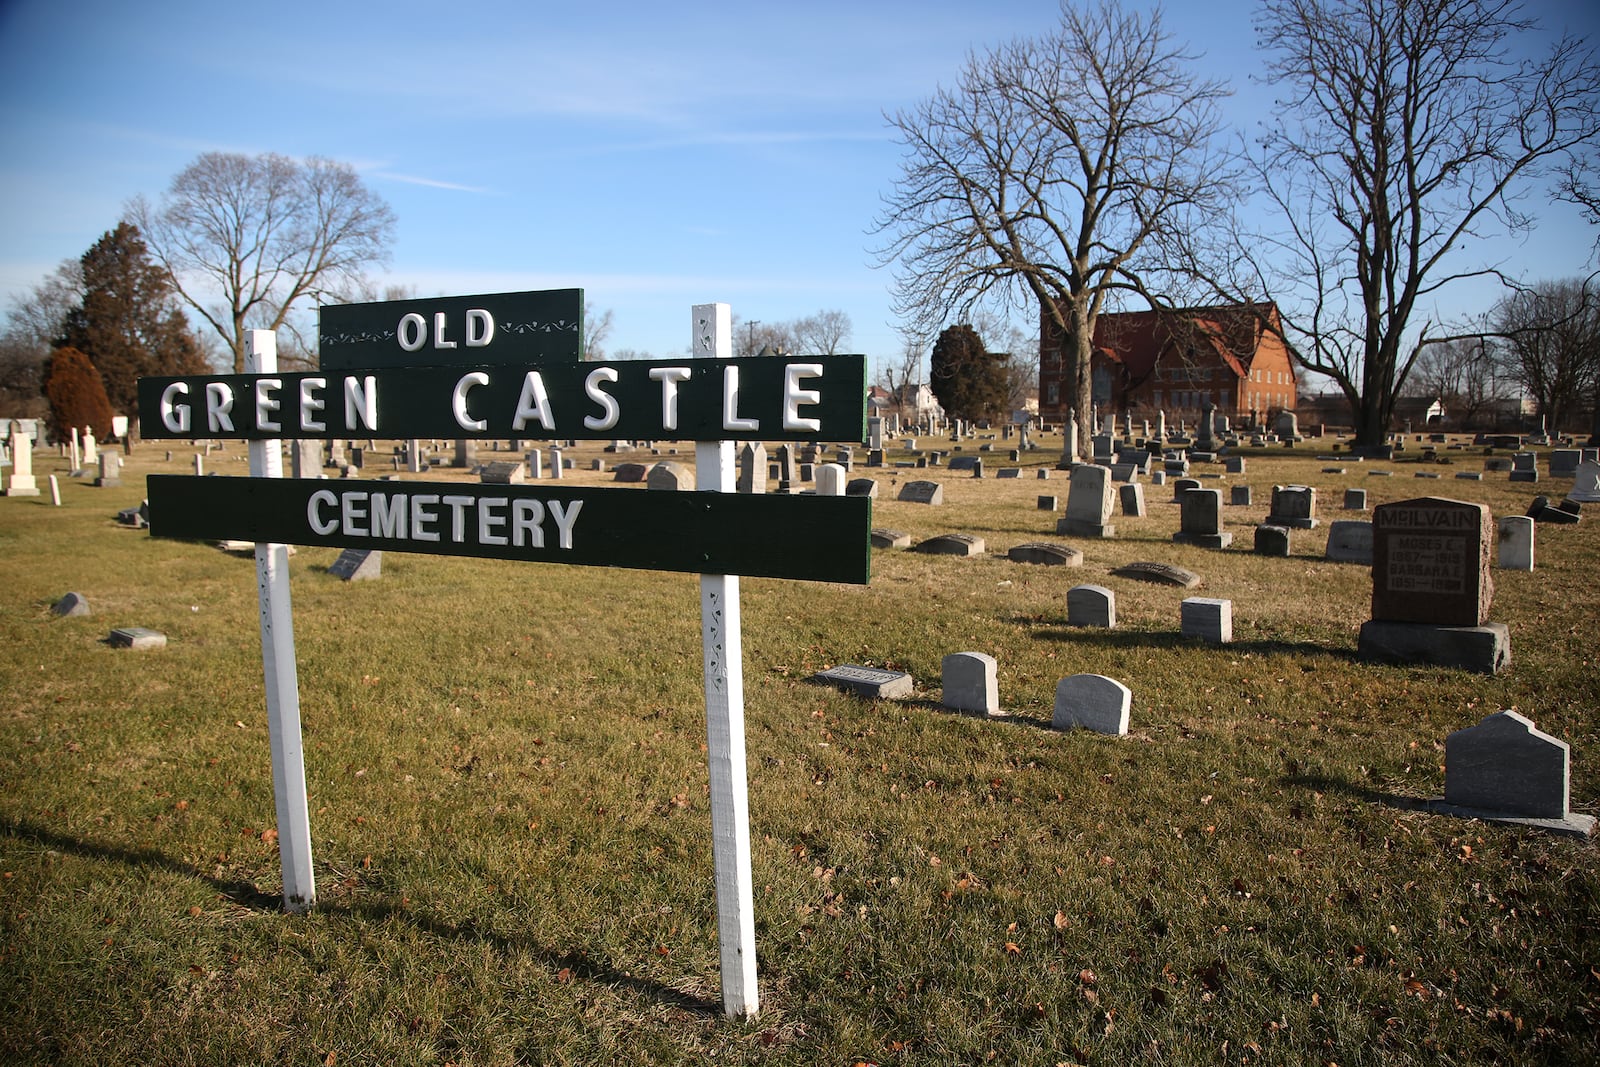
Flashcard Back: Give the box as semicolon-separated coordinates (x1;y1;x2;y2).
1281;773;1435;814
0;817;722;1018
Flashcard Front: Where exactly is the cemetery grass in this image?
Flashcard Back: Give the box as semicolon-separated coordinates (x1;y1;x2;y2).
1;442;1598;1066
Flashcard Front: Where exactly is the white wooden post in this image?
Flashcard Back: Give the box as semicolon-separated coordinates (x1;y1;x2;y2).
693;303;758;1017
245;330;317;912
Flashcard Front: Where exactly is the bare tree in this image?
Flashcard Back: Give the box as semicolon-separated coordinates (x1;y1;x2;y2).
876;0;1234;457
792;309;853;355
1239;0;1600;445
1404;333;1503;429
0;259;82;418
583;306;615;361
129;152;396;372
1491;277;1600;432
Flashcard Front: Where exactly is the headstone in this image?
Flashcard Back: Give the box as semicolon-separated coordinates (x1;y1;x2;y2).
95;452;121;487
647;462;695;491
1056;464;1115;538
406;439;425;473
1223;456;1246;475
1052;674;1131;736
1275;411;1299;440
1568;459;1600;503
1358;497;1508;674
1173;489;1231;548
1526;495;1580;524
612;462;649;483
481;461;526;484
913;534;985;557
1253;524;1290;557
941;652;1000;716
737;442;768;495
108;626;166;650
48;475;60;506
1230;485;1252;507
1267;485;1318;528
845;478;879;498
1508;452;1539;483
870;529;911;549
1181;597;1233;644
811;664;914;699
51;592;90;617
327;548;382;581
1442;711;1591;834
291;439;324;478
1497;515;1534;571
897;480;943;505
82;431;97;468
1324;520;1373;564
1112;560;1203;587
815;463;847;497
1066;584;1115;628
1549;449;1580;478
4;423;38;495
1037;494;1058;511
1119;482;1146;517
1006;542;1082;566
527;448;544;480
1343;488;1367;510
550;448;564;479
1170;477;1201;503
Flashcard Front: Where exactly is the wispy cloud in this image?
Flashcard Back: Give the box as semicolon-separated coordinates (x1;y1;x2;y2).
369;171;495;195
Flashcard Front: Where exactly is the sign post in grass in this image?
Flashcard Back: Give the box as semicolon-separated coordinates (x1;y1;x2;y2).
137;291;870;1018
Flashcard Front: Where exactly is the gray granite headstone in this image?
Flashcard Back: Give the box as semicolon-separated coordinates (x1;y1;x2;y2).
1111;561;1201;588
870;528;911;549
1006;542;1082;566
1052;674;1130;735
1056;463;1115;538
1066;584;1115;628
1324;520;1374;564
1119;482;1146;517
913;534;985;557
1497;515;1534;571
1444;711;1573;821
480;461;526;484
1181;597;1233;644
647;462;694;491
612;462;649;483
811;664;914;699
898;480;943;505
51;592;90;617
1253;524;1291;557
941;652;999;715
846;478;879;498
1267;485;1318;528
109;626;166;650
328;548;382;581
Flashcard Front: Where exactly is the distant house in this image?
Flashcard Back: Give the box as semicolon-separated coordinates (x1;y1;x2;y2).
1039;302;1298;425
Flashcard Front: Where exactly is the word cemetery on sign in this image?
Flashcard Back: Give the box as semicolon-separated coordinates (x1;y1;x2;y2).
146;476;870;584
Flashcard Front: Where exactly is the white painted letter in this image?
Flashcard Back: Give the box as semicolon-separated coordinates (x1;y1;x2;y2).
299;377;326;432
478;497;508;545
511;498;545;548
307;489;339;535
410;494;440;542
344;375;378;431
341;491;369;537
160;381;191;434
255;378;283;433
397;312;427;352
548;499;583;550
441;494;474;541
465;309;494;347
722;366;759;432
452;371;490;431
512;372;554;431
433;312;456;349
584;367;621;431
782;363;824;432
371;493;407;539
650;366;692;431
206;382;235;433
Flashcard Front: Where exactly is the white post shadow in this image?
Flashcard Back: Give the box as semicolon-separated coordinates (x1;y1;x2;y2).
246;329;316;912
692;303;758;1017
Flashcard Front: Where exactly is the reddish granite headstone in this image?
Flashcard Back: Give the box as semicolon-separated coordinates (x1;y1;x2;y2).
1370;497;1493;625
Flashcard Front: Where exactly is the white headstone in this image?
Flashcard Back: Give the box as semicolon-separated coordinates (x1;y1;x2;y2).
941;652;999;715
815;463;847;496
1066;584;1116;628
1052;674;1131;735
1497;515;1534;571
1181;597;1233;644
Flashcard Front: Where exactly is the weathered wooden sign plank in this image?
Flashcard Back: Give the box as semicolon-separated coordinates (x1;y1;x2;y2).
135;354;866;442
319;288;584;368
145;474;872;584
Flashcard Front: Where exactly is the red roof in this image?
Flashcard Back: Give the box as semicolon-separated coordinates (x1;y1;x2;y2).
1091;302;1281;383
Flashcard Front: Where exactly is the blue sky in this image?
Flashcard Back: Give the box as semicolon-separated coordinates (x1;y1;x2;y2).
0;0;1595;382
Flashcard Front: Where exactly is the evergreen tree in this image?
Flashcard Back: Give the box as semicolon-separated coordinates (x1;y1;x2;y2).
41;346;114;442
929;323;1009;422
59;222;208;417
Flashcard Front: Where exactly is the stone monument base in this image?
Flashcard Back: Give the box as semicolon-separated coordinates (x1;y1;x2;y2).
5;477;40;496
1055;518;1115;538
1357;620;1511;675
1266;515;1317;529
1421;799;1594;838
1172;532;1233;549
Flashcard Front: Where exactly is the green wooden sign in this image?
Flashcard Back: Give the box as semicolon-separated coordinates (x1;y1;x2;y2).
136;355;866;443
319;288;584;368
145;475;872;584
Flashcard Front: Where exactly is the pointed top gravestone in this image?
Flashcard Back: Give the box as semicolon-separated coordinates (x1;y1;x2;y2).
1444;711;1573;821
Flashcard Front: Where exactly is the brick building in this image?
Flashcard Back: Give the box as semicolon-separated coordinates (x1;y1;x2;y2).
1039;301;1298;426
